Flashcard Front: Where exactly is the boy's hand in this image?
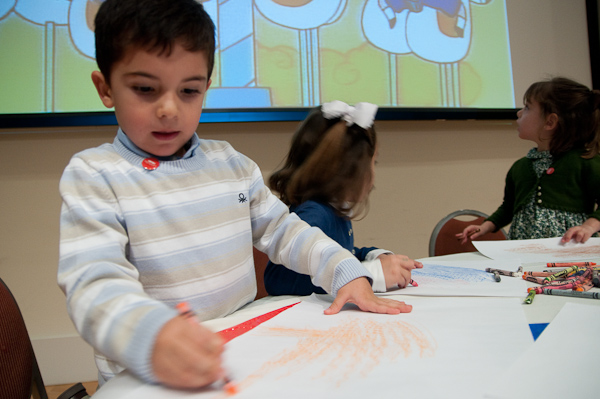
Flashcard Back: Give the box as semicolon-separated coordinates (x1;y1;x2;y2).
378;254;422;289
324;277;412;315
152;315;225;389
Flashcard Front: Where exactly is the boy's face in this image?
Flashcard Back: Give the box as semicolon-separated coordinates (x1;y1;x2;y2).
92;43;211;157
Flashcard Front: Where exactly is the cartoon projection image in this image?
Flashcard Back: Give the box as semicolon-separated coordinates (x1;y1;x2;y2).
202;0;272;108
0;0;102;112
254;0;347;107
68;0;102;59
362;0;492;107
0;1;16;19
0;0;511;114
5;0;70;111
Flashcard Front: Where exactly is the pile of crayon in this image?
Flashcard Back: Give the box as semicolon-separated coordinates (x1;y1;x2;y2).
523;262;600;300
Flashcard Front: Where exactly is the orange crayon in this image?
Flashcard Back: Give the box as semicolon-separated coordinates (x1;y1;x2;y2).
224;377;239;395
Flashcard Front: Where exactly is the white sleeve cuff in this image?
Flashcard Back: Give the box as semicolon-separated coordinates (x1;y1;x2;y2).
361;259;386;292
364;249;392;261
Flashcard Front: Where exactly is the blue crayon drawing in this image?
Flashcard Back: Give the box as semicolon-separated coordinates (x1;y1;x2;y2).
412;264;494;285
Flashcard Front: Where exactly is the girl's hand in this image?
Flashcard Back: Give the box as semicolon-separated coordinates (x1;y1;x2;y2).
378;254;422;289
152;315;225;389
456;221;496;245
561;218;600;244
324;277;412;315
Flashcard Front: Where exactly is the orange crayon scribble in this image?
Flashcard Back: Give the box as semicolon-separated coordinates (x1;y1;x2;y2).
236;318;436;390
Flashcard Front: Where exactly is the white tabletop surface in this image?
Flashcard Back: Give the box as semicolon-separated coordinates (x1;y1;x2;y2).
92;252;600;398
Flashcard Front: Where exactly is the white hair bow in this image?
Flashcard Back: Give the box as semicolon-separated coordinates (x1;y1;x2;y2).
321;100;378;129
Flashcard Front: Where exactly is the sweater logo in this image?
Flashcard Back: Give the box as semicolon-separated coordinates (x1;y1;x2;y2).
238;193;248;203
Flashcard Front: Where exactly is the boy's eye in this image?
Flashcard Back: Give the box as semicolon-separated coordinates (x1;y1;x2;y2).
133;86;154;93
182;88;201;95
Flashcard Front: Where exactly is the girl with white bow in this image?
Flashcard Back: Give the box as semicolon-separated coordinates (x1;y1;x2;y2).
265;101;423;296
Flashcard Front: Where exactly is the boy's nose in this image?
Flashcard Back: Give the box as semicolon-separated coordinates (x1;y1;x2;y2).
157;94;178;119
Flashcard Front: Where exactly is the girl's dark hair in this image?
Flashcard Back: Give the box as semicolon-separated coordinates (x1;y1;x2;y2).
269;107;377;219
524;77;600;158
94;0;215;84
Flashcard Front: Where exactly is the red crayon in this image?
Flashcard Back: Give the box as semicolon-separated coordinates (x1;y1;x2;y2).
410;279;418;287
547;262;596;267
522;275;545;284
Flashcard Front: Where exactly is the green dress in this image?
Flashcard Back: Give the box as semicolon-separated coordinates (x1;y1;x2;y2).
509;148;589;240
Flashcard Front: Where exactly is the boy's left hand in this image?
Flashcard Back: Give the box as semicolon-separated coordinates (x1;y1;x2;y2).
324;277;412;315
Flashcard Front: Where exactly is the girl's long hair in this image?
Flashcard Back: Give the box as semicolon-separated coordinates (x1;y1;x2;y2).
269;107;377;219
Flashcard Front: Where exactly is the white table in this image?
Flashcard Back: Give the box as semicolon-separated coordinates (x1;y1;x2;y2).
92;252;600;398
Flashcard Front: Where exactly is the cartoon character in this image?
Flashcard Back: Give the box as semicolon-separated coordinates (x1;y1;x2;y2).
0;0;16;19
202;0;272;109
13;0;68;26
362;0;492;106
253;0;348;106
68;0;102;59
11;0;70;111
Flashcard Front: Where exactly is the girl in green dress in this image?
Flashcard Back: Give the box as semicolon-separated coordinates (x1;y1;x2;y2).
458;77;600;244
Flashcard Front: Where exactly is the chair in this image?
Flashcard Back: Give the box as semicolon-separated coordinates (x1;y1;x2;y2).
253;247;270;300
0;277;89;399
428;209;507;257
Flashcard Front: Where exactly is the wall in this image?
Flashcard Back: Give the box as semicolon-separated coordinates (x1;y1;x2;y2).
0;119;532;384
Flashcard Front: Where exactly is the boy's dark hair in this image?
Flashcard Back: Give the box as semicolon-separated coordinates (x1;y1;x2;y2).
269;107;377;219
94;0;216;84
524;77;600;158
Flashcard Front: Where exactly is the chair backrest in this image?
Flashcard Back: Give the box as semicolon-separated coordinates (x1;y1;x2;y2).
0;278;48;399
429;210;507;257
253;248;269;300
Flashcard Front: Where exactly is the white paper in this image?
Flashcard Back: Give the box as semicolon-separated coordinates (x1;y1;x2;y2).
485;302;600;399
473;237;600;263
127;295;533;399
379;260;527;297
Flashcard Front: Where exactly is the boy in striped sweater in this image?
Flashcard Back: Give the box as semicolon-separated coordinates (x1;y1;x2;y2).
58;0;412;391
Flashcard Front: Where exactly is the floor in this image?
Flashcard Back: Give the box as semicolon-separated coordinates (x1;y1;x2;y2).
45;381;98;399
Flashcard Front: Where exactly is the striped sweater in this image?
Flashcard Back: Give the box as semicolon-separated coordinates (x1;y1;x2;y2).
58;129;370;385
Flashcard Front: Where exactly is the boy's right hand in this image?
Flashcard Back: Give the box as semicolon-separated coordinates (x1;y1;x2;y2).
152;315;225;389
325;277;412;315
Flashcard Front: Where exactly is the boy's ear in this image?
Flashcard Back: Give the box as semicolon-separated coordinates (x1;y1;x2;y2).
91;71;115;109
545;113;558;130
